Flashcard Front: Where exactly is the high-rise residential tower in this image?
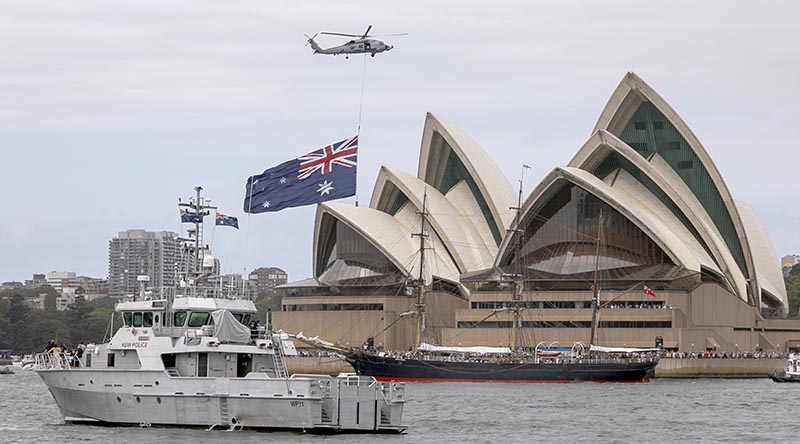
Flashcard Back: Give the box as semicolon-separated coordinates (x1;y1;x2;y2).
108;229;182;298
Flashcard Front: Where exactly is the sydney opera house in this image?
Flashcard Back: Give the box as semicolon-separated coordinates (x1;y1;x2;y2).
274;72;799;354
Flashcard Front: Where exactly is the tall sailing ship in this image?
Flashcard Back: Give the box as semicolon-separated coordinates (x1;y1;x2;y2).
321;181;660;383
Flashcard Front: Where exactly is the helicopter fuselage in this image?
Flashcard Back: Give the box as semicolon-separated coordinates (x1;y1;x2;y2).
314;38;392;57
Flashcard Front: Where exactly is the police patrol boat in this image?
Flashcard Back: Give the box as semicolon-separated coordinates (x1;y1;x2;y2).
768;353;800;383
34;187;405;433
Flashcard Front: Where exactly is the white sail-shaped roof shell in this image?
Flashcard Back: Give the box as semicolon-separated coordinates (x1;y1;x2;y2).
497;166;701;275
567;130;747;298
736;201;788;311
592;71;759;304
370;166;497;273
313;202;417;279
417;112;516;248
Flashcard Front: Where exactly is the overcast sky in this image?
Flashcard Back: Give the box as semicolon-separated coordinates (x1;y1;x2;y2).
1;0;798;284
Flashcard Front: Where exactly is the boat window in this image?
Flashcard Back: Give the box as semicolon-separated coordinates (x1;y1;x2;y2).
242;314;251;325
154;314;160;325
174;311;187;327
123;312;132;327
233;313;243;323
133;312;143;327
187;312;210;327
107;353;115;367
143;312;153;327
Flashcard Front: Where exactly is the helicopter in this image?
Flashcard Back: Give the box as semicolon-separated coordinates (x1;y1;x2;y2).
304;25;407;59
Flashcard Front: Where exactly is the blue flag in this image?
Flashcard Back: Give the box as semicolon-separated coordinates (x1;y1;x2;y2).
243;136;358;213
180;209;203;223
216;213;239;229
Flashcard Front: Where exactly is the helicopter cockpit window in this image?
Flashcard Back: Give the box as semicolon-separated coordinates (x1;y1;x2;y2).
123;312;132;327
143;312;153;328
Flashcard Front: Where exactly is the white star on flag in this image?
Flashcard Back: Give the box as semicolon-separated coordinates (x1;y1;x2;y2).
317;180;334;196
262;201;271;208
279;177;287;184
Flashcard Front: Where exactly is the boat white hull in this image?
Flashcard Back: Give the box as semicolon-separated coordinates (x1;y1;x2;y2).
37;369;405;432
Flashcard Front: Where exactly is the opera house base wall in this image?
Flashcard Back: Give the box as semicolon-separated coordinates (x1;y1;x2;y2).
276;283;800;357
655;358;784;378
274;291;468;351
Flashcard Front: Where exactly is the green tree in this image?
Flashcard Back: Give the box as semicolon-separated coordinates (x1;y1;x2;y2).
0;295;35;352
44;293;57;311
786;264;800;315
66;296;91;344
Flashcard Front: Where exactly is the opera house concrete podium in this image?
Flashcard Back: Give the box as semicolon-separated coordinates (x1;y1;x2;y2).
274;72;798;354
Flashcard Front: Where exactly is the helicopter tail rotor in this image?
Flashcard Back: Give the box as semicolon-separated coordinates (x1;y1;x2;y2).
304;33;321;53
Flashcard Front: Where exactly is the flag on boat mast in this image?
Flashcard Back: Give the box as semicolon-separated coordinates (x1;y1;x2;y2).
180;209;203;223
215;212;239;229
243;136;358;213
643;286;656;297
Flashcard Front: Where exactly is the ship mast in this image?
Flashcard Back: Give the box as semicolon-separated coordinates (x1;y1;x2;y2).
411;191;430;349
508;164;531;357
588;210;603;347
178;186;217;281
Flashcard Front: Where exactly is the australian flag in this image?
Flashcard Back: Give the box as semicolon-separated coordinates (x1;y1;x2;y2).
180;209;203;223
216;213;239;229
243;135;358;213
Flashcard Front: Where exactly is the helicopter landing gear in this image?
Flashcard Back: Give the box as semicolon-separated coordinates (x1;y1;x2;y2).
371;53;375;57
346;55;349;60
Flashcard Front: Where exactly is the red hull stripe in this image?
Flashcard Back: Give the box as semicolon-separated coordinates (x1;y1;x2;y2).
373;376;650;383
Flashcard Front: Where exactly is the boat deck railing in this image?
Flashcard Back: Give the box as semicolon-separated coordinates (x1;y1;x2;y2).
141;285;254;301
33;352;79;370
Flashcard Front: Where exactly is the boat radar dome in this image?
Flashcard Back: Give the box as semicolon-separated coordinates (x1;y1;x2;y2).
203;254;216;269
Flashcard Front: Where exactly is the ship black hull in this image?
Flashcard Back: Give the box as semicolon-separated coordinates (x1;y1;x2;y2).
346;354;657;383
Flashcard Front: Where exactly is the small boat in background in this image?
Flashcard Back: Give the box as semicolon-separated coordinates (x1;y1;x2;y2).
768;353;800;382
0;366;15;375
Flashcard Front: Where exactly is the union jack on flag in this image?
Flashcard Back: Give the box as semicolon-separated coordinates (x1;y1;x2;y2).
243;135;359;214
297;135;358;180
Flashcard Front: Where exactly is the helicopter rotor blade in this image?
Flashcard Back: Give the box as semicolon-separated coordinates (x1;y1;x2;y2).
371;33;409;37
320;32;361;37
361;25;372;39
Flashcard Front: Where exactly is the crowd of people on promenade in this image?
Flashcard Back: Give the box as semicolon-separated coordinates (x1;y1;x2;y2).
660;350;787;359
605;302;676;310
296;349;335;358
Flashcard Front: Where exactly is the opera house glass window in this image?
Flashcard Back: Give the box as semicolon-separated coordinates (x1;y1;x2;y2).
316;215;402;286
617;101;747;278
504;183;680;281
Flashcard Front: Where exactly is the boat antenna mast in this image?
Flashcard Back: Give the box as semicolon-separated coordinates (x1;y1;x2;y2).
588;209;603;348
178;186;217;283
508;164;531;357
411;190;431;349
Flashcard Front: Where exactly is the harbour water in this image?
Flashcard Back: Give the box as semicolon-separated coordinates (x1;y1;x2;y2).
1;370;792;443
